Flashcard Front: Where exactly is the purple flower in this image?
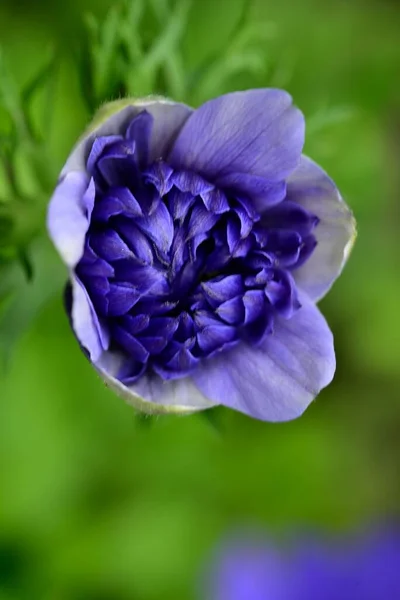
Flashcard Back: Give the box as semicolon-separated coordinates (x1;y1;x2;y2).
47;91;355;420
207;528;400;600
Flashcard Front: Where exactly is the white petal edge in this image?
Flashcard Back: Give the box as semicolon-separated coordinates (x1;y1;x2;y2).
95;351;218;416
288;155;357;302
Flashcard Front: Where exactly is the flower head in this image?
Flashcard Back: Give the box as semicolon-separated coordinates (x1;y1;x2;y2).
47;90;355;420
206;528;400;600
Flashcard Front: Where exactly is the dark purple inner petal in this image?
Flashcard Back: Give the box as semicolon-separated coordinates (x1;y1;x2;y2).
75;111;318;383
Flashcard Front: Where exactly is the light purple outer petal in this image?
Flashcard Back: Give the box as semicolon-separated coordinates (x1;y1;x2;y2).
47;172;93;268
288;156;356;301
71;276;109;361
192;293;335;422
169;89;305;186
94;351;217;415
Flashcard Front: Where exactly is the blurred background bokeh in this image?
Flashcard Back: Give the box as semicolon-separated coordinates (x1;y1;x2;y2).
0;0;399;598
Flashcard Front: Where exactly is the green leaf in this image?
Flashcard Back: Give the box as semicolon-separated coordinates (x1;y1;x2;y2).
182;0;248;69
120;0;145;64
0;234;66;367
125;0;191;98
187;10;275;105
306;104;356;136
21;49;59;142
200;406;225;435
83;5;126;107
135;412;156;428
0;47;28;140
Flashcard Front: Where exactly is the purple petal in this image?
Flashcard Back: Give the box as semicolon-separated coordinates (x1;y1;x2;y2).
89;230;133;262
287;156;356;301
246;251;273;270
192;293;335;421
176;311;196;340
226;218;241;253
47;171;91;268
234;239;255;261
171;169;214;195
86;135;123;174
217;174;287;212
119;314;150;335
216;296;245;325
135;201;174;253
234;204;254;238
63;107;137;174
112;325;150;362
265;270;301;319
168;189;196;222
234;196;260;221
107;283;141;316
243;290;267;324
170;226;190;275
92;187;143;222
169;89;304;188
96;140;138;188
197;324;238;354
134;297;179;317
261;200;319;237
70;276;109;361
112;262;166;294
202;188;230;214
145;316;179;339
244;267;272;287
144;161;174;196
84;275;110;315
186;203;219;240
138;335;170;354
115;220;155;265
77;253;114;279
125;110;153;167
244;310;274;346
154;347;200;379
202;275;244;307
265;230;303;268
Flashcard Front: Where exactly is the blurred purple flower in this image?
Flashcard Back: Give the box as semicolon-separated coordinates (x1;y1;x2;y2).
47;91;355;420
207;528;400;600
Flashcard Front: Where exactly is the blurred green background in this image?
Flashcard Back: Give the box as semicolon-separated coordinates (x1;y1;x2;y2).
0;0;400;598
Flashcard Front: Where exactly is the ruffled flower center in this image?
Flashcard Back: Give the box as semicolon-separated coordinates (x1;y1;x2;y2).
76;112;319;383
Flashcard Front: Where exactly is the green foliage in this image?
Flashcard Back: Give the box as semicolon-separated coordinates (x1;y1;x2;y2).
0;236;65;366
78;0;276;108
0;45;62;359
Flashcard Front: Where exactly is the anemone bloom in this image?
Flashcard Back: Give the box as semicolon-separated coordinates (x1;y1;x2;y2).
206;528;400;600
47;90;355;420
